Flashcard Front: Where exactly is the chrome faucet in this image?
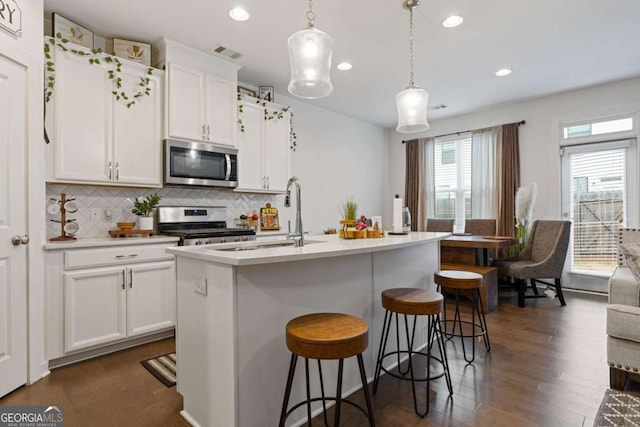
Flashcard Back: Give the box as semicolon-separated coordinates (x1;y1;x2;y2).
284;176;304;247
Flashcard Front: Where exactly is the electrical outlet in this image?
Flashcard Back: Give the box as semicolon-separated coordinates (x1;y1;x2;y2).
194;278;207;296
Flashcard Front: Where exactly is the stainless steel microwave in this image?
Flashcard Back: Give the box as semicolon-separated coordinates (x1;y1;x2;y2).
164;138;238;188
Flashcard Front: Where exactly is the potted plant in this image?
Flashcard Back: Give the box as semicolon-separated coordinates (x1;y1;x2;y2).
132;193;162;230
339;197;358;238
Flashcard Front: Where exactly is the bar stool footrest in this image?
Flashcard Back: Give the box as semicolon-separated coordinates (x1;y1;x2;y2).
284;397;371;422
440;319;488;340
378;350;448;382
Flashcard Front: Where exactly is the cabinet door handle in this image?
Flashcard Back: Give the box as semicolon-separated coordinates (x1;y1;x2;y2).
115;254;138;258
108;161;112;180
202;124;206;140
206;125;210;140
129;269;133;289
122;270;125;290
267;176;270;189
115;162;119;181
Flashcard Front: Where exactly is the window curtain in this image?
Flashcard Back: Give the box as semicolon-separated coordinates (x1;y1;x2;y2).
471;126;500;219
404;138;431;231
496;123;521;237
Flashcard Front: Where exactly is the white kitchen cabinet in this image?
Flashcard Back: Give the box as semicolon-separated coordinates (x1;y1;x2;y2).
46;242;177;362
235;98;291;193
46;40;163;187
167;62;237;146
64;266;127;352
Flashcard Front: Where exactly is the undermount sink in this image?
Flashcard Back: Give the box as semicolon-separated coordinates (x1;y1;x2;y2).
214;240;324;252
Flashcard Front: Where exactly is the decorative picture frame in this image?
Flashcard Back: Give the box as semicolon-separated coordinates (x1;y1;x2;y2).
113;38;151;66
237;86;256;97
259;86;275;103
52;13;93;49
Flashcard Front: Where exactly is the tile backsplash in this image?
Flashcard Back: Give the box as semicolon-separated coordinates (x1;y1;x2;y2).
46;184;283;239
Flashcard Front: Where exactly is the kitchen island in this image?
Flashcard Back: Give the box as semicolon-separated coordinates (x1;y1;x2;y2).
166;232;448;427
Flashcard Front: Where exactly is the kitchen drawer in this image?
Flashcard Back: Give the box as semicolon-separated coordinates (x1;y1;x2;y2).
65;244;176;270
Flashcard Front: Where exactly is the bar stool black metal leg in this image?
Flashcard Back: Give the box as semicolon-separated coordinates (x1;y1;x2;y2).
473;289;491;352
317;360;329;427
373;310;392;394
462;291;477;363
333;359;344;426
396;313;410;376
357;353;376;427
279;353;298;427
304;358;312;424
433;314;453;395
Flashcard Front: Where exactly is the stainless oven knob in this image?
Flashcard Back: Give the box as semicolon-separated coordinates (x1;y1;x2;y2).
195;241;203;245
242;236;249;241
220;238;226;243
205;240;213;244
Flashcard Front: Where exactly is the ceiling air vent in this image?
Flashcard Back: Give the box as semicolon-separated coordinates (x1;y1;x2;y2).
211;45;243;60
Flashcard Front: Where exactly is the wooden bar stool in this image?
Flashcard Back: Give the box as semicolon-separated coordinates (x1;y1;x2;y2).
279;313;375;427
434;270;491;363
372;288;453;417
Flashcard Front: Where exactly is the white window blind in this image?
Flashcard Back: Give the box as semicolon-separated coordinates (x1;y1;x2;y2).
568;147;626;273
434;137;471;223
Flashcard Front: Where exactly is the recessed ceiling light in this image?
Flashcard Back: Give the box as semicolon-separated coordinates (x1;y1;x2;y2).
337;62;352;71
229;7;250;21
442;15;463;28
495;68;512;77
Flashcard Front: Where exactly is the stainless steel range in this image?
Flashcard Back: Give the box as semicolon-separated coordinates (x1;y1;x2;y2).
157;206;256;246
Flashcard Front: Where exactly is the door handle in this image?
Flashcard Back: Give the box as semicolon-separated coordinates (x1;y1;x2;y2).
122;270;125;290
108;161;112;180
129;269;133;289
115;162;119;181
11;234;29;245
206;125;210;140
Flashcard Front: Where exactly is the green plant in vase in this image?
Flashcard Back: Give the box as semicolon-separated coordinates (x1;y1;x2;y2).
132;193;162;230
341;197;358;222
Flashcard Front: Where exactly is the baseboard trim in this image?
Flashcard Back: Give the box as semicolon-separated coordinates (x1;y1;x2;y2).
48;329;175;369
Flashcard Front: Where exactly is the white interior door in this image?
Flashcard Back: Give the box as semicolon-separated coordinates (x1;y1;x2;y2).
561;139;637;291
0;54;28;397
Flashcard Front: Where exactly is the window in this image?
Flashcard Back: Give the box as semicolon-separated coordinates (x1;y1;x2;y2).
562;116;634;140
433;136;471;224
561;139;637;278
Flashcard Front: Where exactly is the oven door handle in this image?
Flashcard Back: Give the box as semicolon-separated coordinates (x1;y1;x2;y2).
224;154;232;181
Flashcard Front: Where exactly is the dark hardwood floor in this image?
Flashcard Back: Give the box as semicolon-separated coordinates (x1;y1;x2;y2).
1;289;609;426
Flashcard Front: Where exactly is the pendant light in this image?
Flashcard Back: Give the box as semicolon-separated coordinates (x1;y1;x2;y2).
396;0;429;133
287;0;334;99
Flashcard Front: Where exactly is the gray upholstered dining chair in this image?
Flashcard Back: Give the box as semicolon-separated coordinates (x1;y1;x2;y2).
426;218;454;233
493;220;571;307
465;219;497;236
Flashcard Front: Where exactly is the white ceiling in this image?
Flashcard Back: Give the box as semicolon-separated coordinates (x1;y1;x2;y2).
43;0;640;129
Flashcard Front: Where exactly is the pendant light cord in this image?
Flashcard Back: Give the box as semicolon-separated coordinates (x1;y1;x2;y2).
409;6;415;87
306;0;316;27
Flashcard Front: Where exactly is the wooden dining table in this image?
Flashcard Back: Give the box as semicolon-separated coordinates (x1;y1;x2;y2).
440;234;519;266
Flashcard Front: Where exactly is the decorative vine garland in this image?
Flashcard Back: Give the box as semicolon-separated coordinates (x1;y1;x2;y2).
237;93;298;151
44;34;154;108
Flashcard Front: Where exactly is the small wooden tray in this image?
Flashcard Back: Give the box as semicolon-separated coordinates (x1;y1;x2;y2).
108;229;154;238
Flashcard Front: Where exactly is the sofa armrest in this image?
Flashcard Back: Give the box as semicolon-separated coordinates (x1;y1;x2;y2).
609;267;640;306
608;304;640;342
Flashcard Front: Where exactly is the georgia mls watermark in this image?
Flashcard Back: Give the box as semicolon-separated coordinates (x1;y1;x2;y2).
0;406;63;427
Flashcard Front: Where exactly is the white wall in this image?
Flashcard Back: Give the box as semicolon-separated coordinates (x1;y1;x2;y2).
241;88;388;234
387;76;640;225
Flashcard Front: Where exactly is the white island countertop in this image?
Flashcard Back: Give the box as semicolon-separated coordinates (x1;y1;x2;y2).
166;231;449;266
